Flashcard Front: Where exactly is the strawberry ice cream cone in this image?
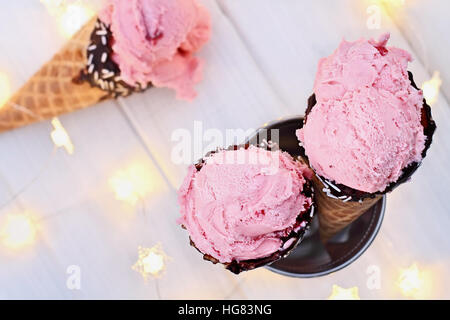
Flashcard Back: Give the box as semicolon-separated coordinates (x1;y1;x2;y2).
178;145;315;274
1;0;211;133
297;34;436;243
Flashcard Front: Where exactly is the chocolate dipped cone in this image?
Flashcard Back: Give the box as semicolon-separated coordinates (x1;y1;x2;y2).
179;145;315;274
0;17;107;133
312;174;382;243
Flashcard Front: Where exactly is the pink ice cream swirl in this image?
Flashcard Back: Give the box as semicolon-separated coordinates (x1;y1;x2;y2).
297;34;427;194
178;146;313;264
100;0;211;101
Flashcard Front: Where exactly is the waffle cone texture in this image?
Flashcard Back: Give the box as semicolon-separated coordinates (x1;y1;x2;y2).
312;174;382;243
0;17;107;133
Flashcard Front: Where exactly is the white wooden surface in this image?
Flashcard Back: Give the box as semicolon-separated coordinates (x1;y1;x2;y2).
0;0;449;299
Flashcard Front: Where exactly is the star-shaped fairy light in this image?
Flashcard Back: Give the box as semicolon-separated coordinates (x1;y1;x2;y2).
51;117;74;154
422;71;442;106
328;285;361;300
396;263;433;299
0;213;38;249
132;244;170;280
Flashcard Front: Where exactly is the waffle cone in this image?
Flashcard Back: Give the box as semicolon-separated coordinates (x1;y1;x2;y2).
0;17;107;133
312;175;382;243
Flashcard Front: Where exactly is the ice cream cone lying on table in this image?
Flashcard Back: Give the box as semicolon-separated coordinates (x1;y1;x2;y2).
1;0;211;133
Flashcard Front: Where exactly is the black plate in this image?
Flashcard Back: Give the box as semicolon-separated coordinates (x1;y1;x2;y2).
246;116;386;278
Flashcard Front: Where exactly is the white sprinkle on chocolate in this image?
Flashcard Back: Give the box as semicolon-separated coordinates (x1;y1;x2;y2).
99;79;106;90
309;206;315;217
96;30;107;36
101;52;108;63
325;179;342;192
88;44;97;51
88;54;93;65
323;188;338;199
88;64;94;74
343;196;352;203
102;70;114;79
101;36;107;46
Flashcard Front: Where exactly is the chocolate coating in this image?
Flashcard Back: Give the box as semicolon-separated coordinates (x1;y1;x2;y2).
74;18;152;98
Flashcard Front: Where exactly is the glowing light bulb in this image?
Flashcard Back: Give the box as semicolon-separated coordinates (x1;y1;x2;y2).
396;263;432;299
0;71;11;108
422;71;442;106
109;164;156;205
132;244;169;279
0;214;37;249
41;0;95;39
59;3;95;38
384;0;405;6
142;252;165;275
328;285;361;300
51;117;74;154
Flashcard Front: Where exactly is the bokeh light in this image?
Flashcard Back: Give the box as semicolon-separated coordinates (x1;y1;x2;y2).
0;71;11;108
51;117;74;154
396;263;434;299
422;71;442;106
109;164;157;205
328;285;361;300
0;213;38;249
41;0;95;39
132;244;169;279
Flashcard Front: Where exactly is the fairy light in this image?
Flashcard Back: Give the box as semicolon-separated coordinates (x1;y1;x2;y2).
0;213;38;249
372;0;406;8
383;0;405;6
366;0;406;17
132;244;169;279
0;71;11;108
422;71;442;106
396;263;433;299
328;285;361;300
51;117;74;154
59;3;95;38
41;0;95;39
109;164;156;205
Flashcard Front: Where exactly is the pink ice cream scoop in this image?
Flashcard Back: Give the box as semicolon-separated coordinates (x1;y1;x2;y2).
297;34;428;193
100;0;211;101
178;146;313;266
